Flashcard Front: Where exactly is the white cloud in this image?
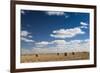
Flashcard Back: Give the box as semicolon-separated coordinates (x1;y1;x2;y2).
28;35;33;38
25;39;89;54
79;22;88;29
50;27;85;39
21;30;34;43
69;40;82;44
35;40;67;48
80;22;88;29
51;40;68;49
80;26;88;29
84;39;89;42
35;41;49;47
35;41;49;45
45;11;65;16
66;40;89;52
80;22;88;26
21;37;34;43
21;39;89;54
51;40;67;45
21;30;30;37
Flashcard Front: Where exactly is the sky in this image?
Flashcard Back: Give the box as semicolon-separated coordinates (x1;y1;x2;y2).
21;10;90;54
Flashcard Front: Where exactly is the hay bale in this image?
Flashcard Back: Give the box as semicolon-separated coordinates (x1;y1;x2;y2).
64;53;67;56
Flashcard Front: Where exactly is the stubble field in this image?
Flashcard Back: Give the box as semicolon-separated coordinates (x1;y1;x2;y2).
21;52;89;63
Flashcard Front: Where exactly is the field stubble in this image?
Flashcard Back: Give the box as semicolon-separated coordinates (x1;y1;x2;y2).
21;52;89;63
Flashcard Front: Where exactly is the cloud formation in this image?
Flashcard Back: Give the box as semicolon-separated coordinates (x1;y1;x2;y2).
51;40;67;45
79;22;88;29
21;39;89;54
21;30;34;43
35;41;49;47
50;27;85;39
21;30;30;37
21;37;34;42
45;11;65;16
80;26;88;29
80;22;88;26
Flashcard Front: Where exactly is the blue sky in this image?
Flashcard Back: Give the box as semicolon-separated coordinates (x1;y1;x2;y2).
21;10;90;54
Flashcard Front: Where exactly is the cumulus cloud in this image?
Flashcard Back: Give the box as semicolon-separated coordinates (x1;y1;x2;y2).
35;40;67;48
45;11;65;16
28;35;33;38
80;26;88;29
70;40;82;44
21;37;34;43
66;39;89;52
51;40;68;49
79;22;88;29
51;40;67;45
21;30;34;43
21;30;30;37
23;39;90;54
50;39;89;52
80;22;88;26
50;27;85;39
35;41;49;47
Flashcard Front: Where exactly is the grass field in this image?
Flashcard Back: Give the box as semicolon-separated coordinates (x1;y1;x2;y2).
21;52;89;63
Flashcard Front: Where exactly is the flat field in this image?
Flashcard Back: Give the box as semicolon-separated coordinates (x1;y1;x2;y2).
21;52;89;63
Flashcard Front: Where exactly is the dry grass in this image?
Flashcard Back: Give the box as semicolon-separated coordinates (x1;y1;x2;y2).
21;52;89;63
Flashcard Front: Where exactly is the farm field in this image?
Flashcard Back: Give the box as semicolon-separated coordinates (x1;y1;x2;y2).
21;52;89;63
